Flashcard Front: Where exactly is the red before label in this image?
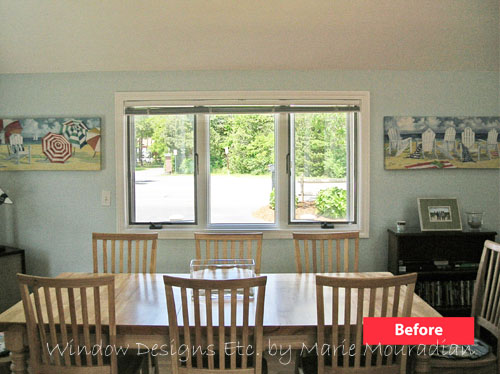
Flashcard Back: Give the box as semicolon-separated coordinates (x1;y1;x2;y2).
363;317;474;345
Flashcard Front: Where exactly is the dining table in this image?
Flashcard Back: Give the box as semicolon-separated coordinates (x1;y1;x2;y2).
0;272;440;374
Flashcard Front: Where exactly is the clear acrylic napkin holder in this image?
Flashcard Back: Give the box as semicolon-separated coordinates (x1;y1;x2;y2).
189;259;256;298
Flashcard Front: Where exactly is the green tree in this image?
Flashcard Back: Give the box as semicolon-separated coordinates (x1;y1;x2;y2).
135;112;347;178
294;113;347;179
209;114;275;175
136;115;194;172
135;117;155;166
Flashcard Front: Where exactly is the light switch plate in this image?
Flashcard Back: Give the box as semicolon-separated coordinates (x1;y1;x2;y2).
101;190;111;206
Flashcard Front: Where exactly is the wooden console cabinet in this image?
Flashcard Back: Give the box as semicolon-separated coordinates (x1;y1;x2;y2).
0;246;26;314
388;228;497;316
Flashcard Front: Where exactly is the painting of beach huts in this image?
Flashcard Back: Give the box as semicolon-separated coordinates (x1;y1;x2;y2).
0;117;101;171
384;116;500;170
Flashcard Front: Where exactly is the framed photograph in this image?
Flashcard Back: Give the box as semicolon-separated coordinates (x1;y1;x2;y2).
417;198;462;231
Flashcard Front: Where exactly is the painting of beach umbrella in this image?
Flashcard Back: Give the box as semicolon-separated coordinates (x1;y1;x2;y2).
86;127;101;157
42;132;72;163
62;119;89;152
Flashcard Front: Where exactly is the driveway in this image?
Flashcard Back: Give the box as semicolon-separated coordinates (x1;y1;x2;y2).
133;168;345;223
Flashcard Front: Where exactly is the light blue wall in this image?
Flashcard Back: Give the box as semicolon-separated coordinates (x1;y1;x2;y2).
0;70;499;276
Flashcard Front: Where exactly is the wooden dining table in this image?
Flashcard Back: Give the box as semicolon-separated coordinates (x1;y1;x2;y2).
0;272;440;374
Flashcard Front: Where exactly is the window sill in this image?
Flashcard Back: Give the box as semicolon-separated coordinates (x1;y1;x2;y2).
119;226;369;239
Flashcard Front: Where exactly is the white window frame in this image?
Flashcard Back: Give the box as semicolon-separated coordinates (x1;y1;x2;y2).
115;91;370;239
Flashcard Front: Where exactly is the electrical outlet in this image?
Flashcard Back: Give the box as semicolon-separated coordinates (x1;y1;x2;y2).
101;190;111;206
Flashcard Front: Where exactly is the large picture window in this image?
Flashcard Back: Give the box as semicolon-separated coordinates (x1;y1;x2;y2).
116;92;370;238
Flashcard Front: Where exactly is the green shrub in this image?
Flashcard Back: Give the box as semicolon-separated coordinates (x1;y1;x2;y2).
315;187;347;219
270;188;300;210
269;188;275;210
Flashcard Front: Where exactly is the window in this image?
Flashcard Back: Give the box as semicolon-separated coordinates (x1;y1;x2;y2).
209;113;276;224
115;91;370;238
290;112;355;223
128;114;196;224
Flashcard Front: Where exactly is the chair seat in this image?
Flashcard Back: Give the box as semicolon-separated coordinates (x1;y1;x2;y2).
430;352;497;368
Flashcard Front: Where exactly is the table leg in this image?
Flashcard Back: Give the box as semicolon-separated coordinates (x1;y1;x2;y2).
4;326;27;374
414;350;431;374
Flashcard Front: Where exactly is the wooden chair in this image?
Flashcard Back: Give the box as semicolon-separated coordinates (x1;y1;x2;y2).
163;275;268;374
17;274;145;374
298;273;417;374
293;232;360;273
430;240;500;374
92;233;158;274
194;232;263;274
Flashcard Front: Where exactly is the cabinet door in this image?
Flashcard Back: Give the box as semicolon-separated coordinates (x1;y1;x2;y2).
0;254;23;313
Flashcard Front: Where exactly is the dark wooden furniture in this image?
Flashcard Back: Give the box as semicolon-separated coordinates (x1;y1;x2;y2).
388;228;497;316
0;247;26;314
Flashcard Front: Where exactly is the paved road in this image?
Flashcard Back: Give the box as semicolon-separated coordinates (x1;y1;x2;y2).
133;168;346;223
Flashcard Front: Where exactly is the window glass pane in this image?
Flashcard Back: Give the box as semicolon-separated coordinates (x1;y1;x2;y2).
209;114;275;224
130;115;195;223
291;113;349;222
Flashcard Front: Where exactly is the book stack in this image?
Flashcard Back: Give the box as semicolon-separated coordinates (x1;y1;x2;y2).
415;280;476;308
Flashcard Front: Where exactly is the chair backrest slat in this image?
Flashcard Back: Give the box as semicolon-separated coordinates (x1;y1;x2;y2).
193;288;203;368
164;275;267;374
55;287;71;366
32;285;50;364
67;288;82;367
80;287;93;367
18;274;116;374
43;286;61;366
474;240;500;338
293;232;360;273
218;289;225;370
206;288;215;370
242;287;250;369
316;273;417;373
180;287;192;370
194;233;263;274
92;233;158;274
354;288;364;368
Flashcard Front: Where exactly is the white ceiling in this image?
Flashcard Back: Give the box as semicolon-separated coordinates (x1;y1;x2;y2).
0;0;498;74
